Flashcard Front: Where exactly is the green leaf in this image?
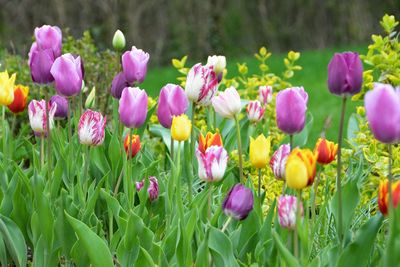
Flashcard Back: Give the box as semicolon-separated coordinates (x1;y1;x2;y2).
208;226;239;267
272;231;301;267
134;246;155;267
0;234;8;267
0;214;27;267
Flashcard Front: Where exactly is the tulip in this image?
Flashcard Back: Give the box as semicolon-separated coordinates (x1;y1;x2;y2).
378;179;400;216
327;52;363;96
118;87;148;128
28;43;56;84
198;131;223;154
270;144;291;180
222;184;254;220
112;29;126;51
122;46;150;84
28;99;56;136
124;134;141;158
277;195;304;230
196;145;228;182
185;63;218;105
212;86;241;119
136;176;159;202
276;87;308;135
171;114;192;141
34;25;62;57
110;72;131;99
249;134;271;168
8;85;29;113
0;71;16;106
85;87;96;109
78;110;106;146
259;85;273;105
285;148;317;190
364;83;400;144
49;95;69;119
314;138;338;164
157;84;189;128
206;55;226;75
246;100;265;123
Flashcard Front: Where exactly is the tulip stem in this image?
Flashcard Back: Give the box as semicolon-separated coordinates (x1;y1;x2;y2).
388;144;395;238
234;115;244;183
190;102;196;162
44;89;52;180
170;138;174;161
83;146;91;193
221;216;232;232
128;128;133;206
67;97;72;142
176;141;184;220
2;106;6;161
294;189;302;259
208;184;213;220
289;134;294;151
40;135;45;170
258;168;262;202
311;169;322;222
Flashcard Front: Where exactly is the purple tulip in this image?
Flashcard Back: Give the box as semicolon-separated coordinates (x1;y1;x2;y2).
111;72;131;99
136;176;159;202
78;109;106;146
365;83;400;144
34;25;62;57
119;87;148;128
222;184;254;220
277;195;303;230
122;46;150;84
157;84;189;128
269;144;291;180
49;95;69;119
327;52;363;96
50;53;83;97
28;43;56;84
276;87;308;135
196;145;228;182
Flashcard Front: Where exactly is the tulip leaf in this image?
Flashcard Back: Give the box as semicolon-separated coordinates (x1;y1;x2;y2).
272;230;301;267
346;113;359;145
208;226;239;267
0;234;7;267
0;214;27;267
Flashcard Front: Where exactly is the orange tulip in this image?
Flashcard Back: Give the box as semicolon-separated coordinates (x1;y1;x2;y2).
124;134;141;158
7;85;29;114
198;131;223;154
378;179;400;216
285;148;318;189
314;138;338;164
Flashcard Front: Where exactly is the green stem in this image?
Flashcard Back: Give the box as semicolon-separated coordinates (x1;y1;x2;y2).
113;169;124;196
234;115;244;183
289;134;294;151
170;138;174;160
294;190;302;259
190;102;196;160
2;106;6;160
312;169;322;222
176;141;184;220
83;146;90;194
208;184;213;220
258;168;262;202
388;143;395;258
67;97;72;142
221;216;232;232
128;128;133;207
40;135;45;170
44;89;52;180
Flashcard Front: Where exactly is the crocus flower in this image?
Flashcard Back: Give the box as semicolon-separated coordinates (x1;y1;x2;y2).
110;72;131;99
136;176;159;202
196;145;228;182
50;53;84;97
112;29;126;51
78;110;106;146
277;195;304;230
118;87;148;128
157;84;189;128
185;63;218;105
378;179;400;216
212;86;241;119
364;83;400;144
222;184;254;220
122;46;150;84
249;134;271;169
276;87;308;134
28;43;56;84
314;138;338;164
246;100;265;123
207;55;226;75
34;25;62;57
49;95;69;119
171;114;192;141
28;99;56;136
124;134;141;158
327;52;363;96
198;131;223;154
8;85;29;113
259;85;273;105
270;144;291;180
0;71;16;106
285;148;318;189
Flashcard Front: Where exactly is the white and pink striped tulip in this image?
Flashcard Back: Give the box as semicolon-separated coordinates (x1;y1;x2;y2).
185;63;218;105
277;195;303;230
28;99;56;137
78;109;106;146
246;100;265;123
259;85;273;105
196;145;228;182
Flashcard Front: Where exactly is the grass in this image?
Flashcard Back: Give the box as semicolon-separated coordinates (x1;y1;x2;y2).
141;45;367;147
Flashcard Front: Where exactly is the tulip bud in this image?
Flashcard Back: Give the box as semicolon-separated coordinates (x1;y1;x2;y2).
171;114;192;141
124;134;141;158
110;72;131;99
185;63;218;105
122;46;150;84
0;71;16;106
85;87;96;109
285;148;317;189
196;146;228;182
277;195;303;230
28;99;56;137
246;100;265;123
157;84;189;128
314;138;338;164
78;110;106;146
118;87;148;128
49;95;69;119
8;85;29;113
198;131;223;154
222;184;254;220
249;134;271;168
211;86;241;119
270;144;291;180
136;176;159;202
259;85;273;105
112;30;126;51
206;55;226;75
378;179;400;216
34;25;62;57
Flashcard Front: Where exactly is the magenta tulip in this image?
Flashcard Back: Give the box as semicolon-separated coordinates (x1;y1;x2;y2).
50;53;83;97
119;87;148;128
28;43;56;84
122;46;150;84
157;84;189;128
34;25;62;57
222;184;254;220
49;95;69;119
110;72;131;99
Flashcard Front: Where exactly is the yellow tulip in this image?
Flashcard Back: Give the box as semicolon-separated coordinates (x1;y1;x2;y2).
249;134;271;168
285;148;317;190
171;114;192;141
0;71;16;106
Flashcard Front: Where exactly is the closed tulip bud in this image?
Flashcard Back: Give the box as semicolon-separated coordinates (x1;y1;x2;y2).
277;195;303;230
196;146;228;182
314;138;338;164
285;148;317;189
364;83;400;144
136;176;159;202
206;55;226;75
28;43;56;84
28;99;56;136
124;134;141;158
249;134;271;168
222;184;254;220
270;144;291;180
185;63;218;105
49;95;69;119
118;87;148;128
110;72;131;99
212;86;241;119
276;87;308;135
198;131;223;154
157;83;189;128
34;25;62;57
171;114;191;141
8;85;29;113
78;110;106;146
85;87;96;109
378;179;400;216
122;46;150;84
112;30;126;51
0;71;16;106
246;100;265;123
259;85;273;105
327;52;363;96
